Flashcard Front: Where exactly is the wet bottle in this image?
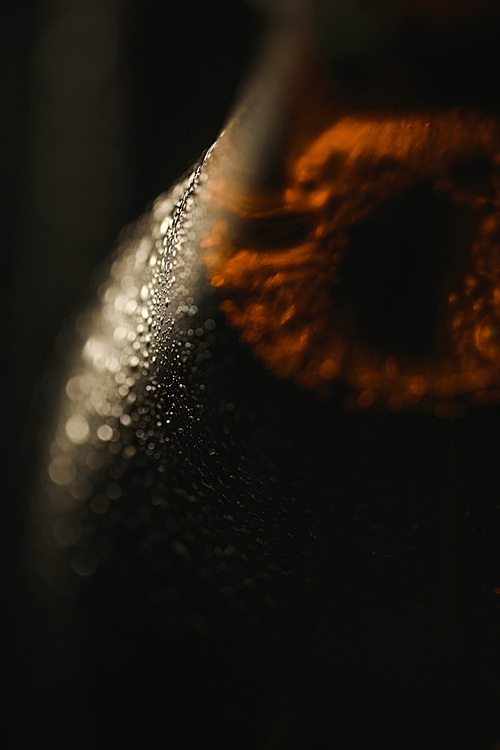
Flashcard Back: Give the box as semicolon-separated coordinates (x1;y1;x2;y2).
26;2;500;748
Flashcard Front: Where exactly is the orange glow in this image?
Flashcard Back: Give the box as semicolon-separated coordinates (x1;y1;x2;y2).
201;108;500;408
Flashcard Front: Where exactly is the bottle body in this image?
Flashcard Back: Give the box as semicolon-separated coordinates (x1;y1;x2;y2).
28;140;500;747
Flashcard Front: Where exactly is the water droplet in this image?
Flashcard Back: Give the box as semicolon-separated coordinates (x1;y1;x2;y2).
96;423;113;441
65;414;90;444
89;495;110;514
106;483;122;500
71;550;99;577
49;456;76;485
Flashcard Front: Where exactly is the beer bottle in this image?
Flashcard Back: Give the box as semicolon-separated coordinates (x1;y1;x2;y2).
29;2;500;747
